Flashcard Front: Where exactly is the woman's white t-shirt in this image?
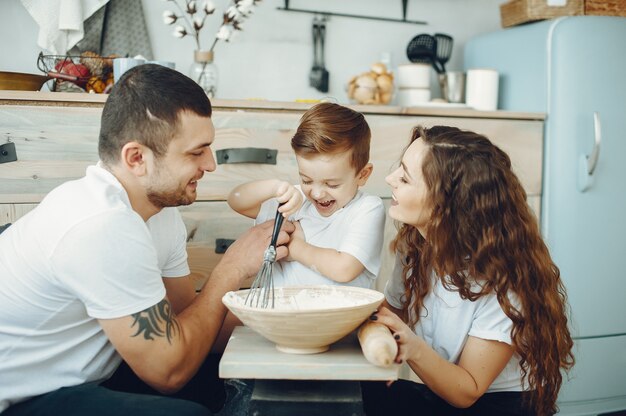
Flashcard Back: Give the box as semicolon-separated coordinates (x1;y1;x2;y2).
384;254;525;392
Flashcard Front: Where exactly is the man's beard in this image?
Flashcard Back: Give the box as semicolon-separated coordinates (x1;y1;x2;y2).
147;186;194;208
147;160;196;208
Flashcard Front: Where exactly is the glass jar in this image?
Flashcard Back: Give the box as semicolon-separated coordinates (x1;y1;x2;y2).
189;50;218;97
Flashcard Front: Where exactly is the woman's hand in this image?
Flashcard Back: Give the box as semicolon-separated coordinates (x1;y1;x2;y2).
372;306;515;406
274;181;303;217
370;306;425;365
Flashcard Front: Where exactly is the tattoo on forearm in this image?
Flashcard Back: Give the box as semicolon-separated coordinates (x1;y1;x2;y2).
130;299;180;344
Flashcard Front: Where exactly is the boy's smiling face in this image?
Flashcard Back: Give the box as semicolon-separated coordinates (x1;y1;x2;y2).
296;151;372;217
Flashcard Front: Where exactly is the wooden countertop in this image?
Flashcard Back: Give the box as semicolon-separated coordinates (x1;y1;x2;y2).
219;326;399;381
0;91;545;121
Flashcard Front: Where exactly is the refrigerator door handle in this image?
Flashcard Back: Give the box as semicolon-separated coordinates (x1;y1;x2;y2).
587;112;601;175
578;112;601;192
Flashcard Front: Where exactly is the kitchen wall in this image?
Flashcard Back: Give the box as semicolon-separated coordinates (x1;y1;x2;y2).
0;0;507;102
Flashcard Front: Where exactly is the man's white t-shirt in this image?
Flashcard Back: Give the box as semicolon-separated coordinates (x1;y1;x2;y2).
384;254;525;392
0;164;189;412
256;189;386;289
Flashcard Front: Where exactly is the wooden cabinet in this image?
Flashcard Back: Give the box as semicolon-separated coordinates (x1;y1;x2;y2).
0;92;544;291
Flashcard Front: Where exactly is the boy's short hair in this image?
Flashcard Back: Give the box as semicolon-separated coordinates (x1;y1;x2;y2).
291;103;371;172
98;64;212;165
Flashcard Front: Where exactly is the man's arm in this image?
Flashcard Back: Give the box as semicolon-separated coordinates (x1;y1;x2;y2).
162;276;196;314
98;219;295;394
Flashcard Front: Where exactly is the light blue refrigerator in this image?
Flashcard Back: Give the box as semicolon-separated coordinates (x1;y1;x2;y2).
465;16;626;415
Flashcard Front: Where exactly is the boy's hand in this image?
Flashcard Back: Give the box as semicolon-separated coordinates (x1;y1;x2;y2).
274;181;303;217
285;220;305;262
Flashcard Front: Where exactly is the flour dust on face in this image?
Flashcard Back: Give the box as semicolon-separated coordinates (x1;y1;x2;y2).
296;151;372;217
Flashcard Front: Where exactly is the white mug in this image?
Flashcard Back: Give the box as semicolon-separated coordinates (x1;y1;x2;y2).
465;68;499;111
113;58;147;83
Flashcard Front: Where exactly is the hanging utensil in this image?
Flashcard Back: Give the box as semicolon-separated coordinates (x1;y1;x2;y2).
434;33;453;74
406;33;440;74
317;19;329;93
309;18;321;88
309;17;329;93
309;18;322;89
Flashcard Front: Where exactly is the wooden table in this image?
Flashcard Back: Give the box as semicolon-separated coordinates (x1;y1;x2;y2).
219;326;399;416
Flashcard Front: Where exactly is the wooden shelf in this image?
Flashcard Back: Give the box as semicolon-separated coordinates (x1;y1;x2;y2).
0;91;545;121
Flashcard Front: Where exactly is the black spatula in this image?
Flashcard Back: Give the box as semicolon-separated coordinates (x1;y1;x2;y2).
406;33;440;73
434;33;453;74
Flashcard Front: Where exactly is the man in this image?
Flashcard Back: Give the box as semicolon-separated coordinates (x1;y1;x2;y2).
0;64;293;415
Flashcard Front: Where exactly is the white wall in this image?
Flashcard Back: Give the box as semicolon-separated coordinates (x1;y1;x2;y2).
0;0;506;102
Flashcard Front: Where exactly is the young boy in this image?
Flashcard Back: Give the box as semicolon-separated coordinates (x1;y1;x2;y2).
227;102;386;288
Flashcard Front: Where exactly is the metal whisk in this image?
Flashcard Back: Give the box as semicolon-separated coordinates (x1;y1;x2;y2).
245;208;285;308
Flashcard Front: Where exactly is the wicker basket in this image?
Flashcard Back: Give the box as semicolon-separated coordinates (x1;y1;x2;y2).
585;0;626;17
36;52;114;93
500;0;625;28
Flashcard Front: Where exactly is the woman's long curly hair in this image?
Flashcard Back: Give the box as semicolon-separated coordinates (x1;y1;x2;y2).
392;125;574;415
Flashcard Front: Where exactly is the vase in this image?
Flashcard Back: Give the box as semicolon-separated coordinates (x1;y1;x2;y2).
189;50;218;97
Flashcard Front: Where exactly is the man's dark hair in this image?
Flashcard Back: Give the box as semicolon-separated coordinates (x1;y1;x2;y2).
98;64;212;165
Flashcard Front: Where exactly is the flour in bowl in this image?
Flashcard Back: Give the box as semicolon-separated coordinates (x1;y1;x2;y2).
225;287;372;310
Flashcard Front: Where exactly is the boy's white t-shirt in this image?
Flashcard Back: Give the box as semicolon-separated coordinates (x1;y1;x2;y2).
384;254;525;392
256;188;386;288
0;163;189;412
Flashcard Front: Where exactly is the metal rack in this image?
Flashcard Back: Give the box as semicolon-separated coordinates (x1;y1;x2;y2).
277;0;427;25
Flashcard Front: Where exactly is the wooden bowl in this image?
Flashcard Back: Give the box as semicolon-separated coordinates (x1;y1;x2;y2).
223;285;384;354
0;71;50;91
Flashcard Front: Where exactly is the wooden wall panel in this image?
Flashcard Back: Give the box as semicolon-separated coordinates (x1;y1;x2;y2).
178;201;254;290
0;98;544;293
1;106;542;203
0;203;37;224
0;106;100;203
195;111;301;202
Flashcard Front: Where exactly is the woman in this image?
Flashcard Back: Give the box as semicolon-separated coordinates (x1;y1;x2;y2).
363;126;574;416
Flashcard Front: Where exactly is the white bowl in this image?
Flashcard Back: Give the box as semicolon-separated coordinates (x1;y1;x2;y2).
222;285;384;354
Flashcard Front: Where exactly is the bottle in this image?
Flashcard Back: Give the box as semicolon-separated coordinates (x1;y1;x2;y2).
189;50;218;97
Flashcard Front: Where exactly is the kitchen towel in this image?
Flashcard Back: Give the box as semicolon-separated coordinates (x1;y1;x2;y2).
465;68;499;111
77;0;153;60
20;0;110;54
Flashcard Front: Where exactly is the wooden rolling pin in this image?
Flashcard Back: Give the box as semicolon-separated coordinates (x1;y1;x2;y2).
358;321;398;367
